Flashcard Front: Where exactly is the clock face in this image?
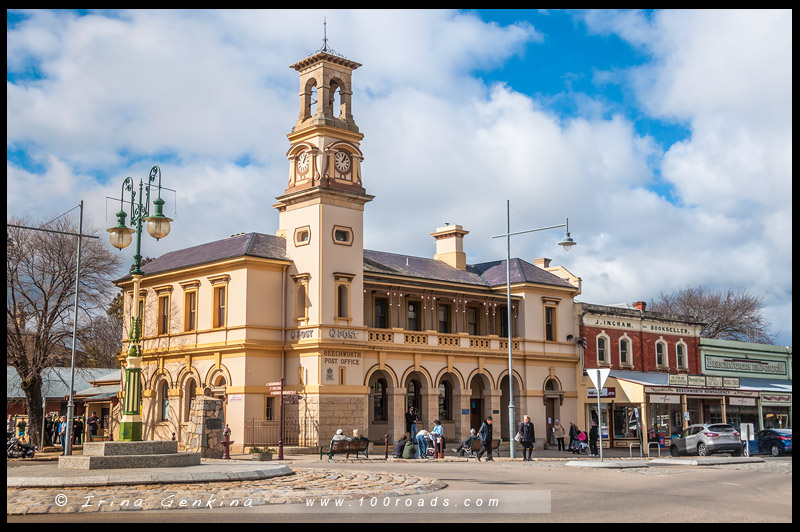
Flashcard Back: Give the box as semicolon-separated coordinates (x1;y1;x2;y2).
334;151;351;173
296;152;310;175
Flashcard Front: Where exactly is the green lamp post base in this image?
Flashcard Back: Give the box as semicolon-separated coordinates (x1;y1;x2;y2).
119;417;143;441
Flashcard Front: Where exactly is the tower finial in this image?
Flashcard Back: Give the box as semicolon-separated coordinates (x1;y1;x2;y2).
322;17;328;52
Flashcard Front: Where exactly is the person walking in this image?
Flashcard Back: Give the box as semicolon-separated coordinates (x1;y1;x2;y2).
7;415;15;441
58;416;67;453
554;420;566;451
44;414;54;446
518;415;536;461
568;421;578;453
589;420;599;457
430;419;445;458
475;416;494;462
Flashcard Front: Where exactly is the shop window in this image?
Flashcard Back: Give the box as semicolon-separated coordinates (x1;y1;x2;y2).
613;406;640;439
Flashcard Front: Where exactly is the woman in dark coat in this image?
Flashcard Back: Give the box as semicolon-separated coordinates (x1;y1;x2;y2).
568;421;578;453
518;415;536;461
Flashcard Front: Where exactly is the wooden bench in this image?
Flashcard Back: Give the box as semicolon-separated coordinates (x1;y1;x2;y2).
460;438;502;458
320;439;370;461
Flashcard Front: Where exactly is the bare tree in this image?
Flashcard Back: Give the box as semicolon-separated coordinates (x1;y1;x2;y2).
649;286;774;344
7;216;123;448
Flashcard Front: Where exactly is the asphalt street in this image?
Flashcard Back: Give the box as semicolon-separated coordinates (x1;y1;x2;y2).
7;455;791;523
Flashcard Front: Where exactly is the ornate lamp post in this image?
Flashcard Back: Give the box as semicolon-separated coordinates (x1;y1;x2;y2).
107;166;173;441
493;200;576;459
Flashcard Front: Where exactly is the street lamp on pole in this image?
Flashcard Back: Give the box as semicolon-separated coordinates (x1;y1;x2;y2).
107;166;174;442
492;200;576;459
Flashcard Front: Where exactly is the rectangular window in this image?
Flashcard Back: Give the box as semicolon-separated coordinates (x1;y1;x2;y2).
407;301;419;331
337;284;349;318
676;345;685;369
265;397;275;421
184;291;197;332
545;306;556;341
467;307;479;336
157;295;170;335
374;297;388;329
620;339;629;365
438;304;451;334
137;298;145;337
598;337;607;363
499;306;509;337
213;286;226;328
656;342;666;367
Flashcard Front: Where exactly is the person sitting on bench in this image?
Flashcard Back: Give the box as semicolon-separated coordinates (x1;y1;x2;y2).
452;428;477;454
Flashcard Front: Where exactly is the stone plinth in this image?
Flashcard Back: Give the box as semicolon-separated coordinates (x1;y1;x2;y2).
58;440;201;470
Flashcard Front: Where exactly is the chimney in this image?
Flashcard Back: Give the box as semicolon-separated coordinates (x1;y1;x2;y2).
632;301;647;312
431;224;469;270
533;257;552;269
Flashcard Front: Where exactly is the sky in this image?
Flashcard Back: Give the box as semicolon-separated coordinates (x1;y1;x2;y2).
6;9;793;347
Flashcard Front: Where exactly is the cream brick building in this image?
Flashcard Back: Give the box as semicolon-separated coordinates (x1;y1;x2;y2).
115;48;584;452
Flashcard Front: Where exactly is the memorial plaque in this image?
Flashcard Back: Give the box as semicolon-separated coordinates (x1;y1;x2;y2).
206;418;223;430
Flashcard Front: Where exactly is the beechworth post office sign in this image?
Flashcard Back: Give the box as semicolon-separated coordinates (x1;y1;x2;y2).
704;355;787;376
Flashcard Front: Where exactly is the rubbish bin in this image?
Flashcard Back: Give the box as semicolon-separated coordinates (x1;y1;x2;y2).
658;435;665;448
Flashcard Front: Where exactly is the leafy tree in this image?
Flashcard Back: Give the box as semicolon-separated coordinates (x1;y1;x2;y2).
648;286;774;344
7;216;122;448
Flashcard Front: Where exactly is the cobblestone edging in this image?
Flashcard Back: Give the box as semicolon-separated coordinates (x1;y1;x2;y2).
6;468;447;515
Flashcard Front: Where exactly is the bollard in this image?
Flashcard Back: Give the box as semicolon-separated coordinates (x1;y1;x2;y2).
384;434;389;459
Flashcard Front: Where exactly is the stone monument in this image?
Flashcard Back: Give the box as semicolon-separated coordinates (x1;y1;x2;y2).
185;387;226;459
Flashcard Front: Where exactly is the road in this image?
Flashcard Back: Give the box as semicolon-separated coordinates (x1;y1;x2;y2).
7;456;792;522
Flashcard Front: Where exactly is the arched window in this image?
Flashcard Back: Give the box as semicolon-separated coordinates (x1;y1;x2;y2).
159;380;169;422
656;340;668;368
438;381;452;420
619;338;630;366
597;336;608;364
406;379;421;412
183;379;196;422
676;343;686;369
373;378;387;421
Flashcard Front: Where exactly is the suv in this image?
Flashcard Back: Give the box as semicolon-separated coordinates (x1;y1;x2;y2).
671;423;742;457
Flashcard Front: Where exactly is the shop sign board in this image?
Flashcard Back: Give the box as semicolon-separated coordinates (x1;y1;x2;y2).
704;355;787;376
760;393;792;406
728;397;756;406
645;386;760;398
669;374;688;386
723;377;740;388
587;387;616;398
687;375;706;387
649;394;681;404
705;376;723;388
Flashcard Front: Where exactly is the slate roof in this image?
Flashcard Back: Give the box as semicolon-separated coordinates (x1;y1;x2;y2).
7;367;120;400
115;232;290;283
364;250;575;290
113;231;574;291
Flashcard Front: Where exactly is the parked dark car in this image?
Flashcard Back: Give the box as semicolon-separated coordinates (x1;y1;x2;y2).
755;429;792;457
670;423;742;457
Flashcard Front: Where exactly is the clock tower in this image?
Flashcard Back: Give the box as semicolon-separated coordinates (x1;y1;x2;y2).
275;48;373;329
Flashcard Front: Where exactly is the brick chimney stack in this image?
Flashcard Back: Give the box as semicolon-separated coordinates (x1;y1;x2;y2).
632;301;647;312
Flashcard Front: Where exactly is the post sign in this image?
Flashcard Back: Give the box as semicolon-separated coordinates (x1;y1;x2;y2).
687;375;706;387
669;374;688;386
587;368;610;391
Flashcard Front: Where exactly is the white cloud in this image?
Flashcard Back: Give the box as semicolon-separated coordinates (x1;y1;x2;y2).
7;9;792;345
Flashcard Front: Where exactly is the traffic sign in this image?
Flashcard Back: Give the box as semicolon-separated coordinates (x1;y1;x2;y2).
587;368;610;391
266;381;282;387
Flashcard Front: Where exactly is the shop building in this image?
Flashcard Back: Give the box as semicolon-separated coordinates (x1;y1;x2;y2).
577;301;706;452
115;47;584;452
700;338;792;430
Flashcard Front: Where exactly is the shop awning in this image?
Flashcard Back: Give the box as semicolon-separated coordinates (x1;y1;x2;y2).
737;378;792;393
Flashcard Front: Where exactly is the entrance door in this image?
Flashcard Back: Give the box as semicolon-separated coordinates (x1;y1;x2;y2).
470;399;483;434
546;398;555;447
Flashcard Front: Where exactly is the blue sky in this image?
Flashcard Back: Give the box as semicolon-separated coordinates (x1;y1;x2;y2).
6;9;792;346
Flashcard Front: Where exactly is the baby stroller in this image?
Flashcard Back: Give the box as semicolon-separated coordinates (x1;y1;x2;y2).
421;433;443;459
570;431;590;455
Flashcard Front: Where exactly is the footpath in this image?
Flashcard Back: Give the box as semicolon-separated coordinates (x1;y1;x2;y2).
7;444;764;515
